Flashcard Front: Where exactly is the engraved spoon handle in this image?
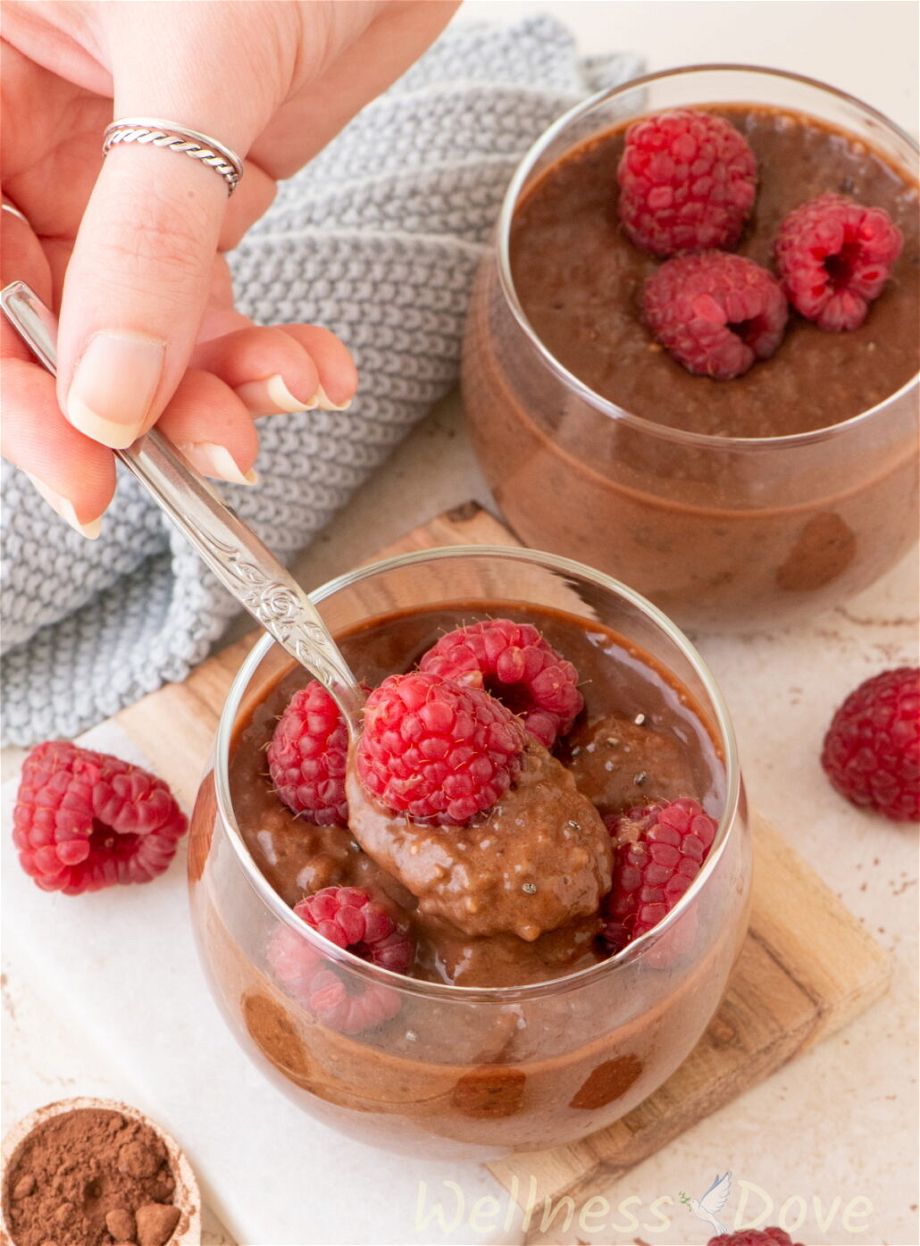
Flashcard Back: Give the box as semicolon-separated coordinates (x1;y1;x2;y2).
1;280;364;733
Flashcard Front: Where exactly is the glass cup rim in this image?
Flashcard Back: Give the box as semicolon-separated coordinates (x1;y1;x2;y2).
212;543;743;1003
495;61;920;452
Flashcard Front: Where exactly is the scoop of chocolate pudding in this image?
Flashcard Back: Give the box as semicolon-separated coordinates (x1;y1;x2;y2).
564;714;700;815
346;741;612;942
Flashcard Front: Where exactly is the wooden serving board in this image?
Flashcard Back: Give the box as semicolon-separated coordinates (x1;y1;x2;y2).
111;502;890;1229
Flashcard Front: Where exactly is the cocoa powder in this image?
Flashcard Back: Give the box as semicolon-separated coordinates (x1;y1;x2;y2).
3;1108;180;1246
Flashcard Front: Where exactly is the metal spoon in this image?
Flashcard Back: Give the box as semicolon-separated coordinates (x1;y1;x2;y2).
1;280;365;735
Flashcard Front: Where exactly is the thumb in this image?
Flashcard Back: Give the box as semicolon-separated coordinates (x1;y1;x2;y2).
56;17;284;448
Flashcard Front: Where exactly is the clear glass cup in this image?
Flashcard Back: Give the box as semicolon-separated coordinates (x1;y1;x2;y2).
188;547;751;1157
462;66;919;633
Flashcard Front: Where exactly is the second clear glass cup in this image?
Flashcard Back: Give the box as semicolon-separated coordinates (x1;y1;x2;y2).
462;66;919;633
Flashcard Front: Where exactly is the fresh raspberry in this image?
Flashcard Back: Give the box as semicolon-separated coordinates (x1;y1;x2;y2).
602;798;717;950
12;741;187;895
708;1229;802;1246
357;671;526;824
266;886;413;1035
821;667;919;821
775;193;903;331
296;885;414;972
617;109;757;257
419;618;583;748
291;964;402;1035
644;251;788;379
268;681;348;825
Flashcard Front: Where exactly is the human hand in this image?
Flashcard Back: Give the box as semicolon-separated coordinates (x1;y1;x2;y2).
1;0;457;534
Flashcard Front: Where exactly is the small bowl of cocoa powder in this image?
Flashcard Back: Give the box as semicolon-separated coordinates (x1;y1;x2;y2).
1;1096;200;1246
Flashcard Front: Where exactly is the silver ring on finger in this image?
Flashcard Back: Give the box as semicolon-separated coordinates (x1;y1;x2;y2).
102;117;244;196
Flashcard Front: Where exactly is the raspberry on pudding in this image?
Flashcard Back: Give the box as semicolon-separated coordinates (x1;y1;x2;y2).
294;886;415;972
267;891;408;1036
603;799;718;952
356;670;526;824
616;108;757;255
775;193;904;331
418;617;584;748
268;681;349;825
643;251;788;379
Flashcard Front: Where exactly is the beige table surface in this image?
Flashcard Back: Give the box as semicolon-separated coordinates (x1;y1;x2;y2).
3;4;918;1244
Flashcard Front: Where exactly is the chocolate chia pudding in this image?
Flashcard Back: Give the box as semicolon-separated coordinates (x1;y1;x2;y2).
510;107;918;437
232;606;722;986
462;69;919;630
189;555;751;1155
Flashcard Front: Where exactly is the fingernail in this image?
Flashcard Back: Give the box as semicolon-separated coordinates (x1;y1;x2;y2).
24;472;102;539
177;442;259;485
66;332;165;448
235;374;316;414
314;384;352;412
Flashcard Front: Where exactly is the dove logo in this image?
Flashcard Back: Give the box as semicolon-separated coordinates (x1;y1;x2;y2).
677;1173;874;1239
679;1171;733;1237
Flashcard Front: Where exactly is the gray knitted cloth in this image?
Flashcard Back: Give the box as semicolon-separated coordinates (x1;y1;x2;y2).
1;16;641;745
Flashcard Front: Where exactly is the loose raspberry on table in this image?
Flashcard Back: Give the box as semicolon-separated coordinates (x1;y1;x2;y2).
708;1229;802;1246
643;251;788;379
268;681;348;825
617;109;757;256
821;666;919;821
775;193;903;331
12;741;187;895
419;618;583;748
267;886;412;1035
602;798;718;951
357;671;526;825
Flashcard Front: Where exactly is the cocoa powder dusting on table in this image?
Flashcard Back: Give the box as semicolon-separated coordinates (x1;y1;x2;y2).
3;1109;181;1246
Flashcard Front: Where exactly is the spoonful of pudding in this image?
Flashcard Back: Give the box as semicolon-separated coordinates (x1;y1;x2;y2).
1;280;365;734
